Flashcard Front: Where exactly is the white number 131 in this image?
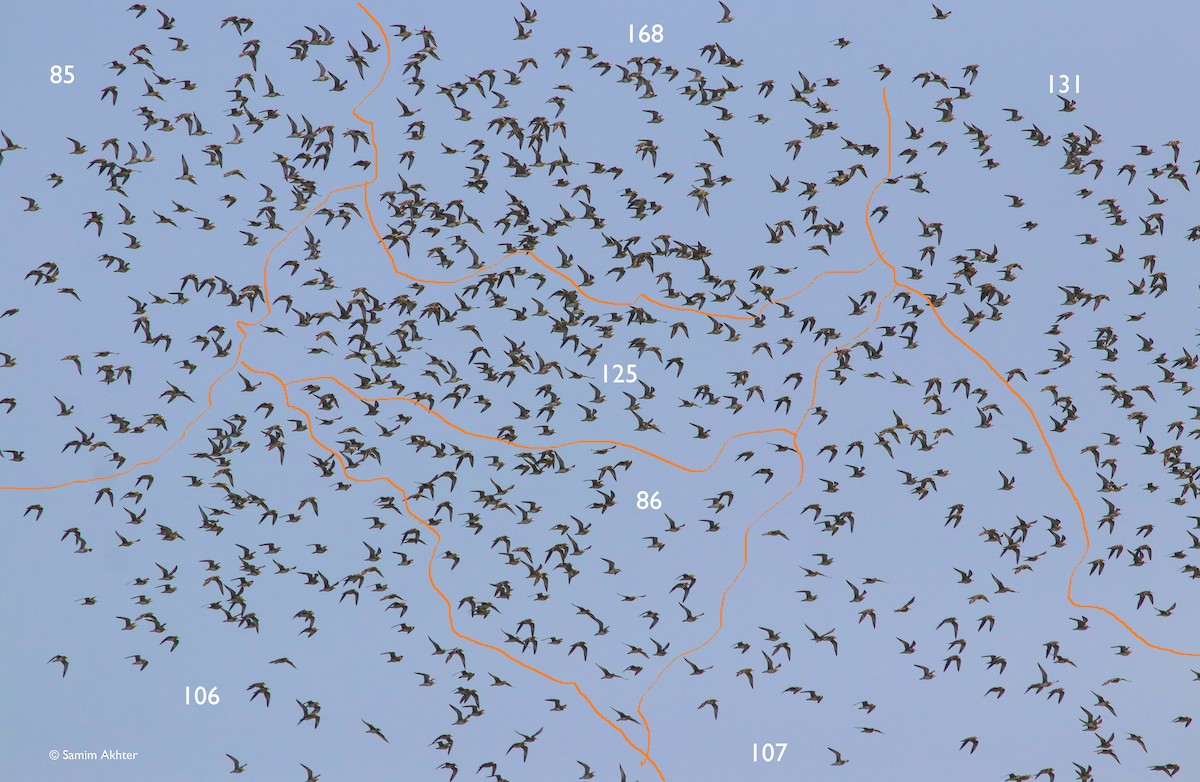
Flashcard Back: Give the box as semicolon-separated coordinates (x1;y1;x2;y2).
1049;74;1078;94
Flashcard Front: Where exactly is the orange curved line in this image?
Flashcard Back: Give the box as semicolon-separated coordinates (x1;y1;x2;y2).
241;238;884;768
634;301;891;755
239;248;887;766
528;252;754;321
0;9;887;771
242;267;888;762
633;490;797;751
865;88;1198;657
0;5;394;492
268;45;891;760
249;367;791;475
13;31;1182;782
0;352;244;492
759;261;876;315
246;361;669;780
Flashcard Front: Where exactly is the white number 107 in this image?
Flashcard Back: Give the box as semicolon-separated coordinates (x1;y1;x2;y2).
753;742;787;762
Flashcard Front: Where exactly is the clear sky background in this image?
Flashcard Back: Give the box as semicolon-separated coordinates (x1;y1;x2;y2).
3;2;1200;781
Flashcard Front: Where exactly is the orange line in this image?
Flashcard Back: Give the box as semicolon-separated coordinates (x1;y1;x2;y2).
0;9;879;772
239;233;887;765
12;27;1178;782
865;88;1198;657
241;241;883;768
241;279;889;763
0;3;395;493
253;368;791;474
243;361;670;780
351;92;875;325
3;137;869;493
239;242;887;766
529;251;750;321
764;262;876;311
633;306;888;757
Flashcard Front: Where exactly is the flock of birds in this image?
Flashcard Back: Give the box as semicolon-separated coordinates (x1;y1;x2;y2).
2;2;1199;780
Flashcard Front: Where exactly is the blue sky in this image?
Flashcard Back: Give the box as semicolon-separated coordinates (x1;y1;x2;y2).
3;2;1200;780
